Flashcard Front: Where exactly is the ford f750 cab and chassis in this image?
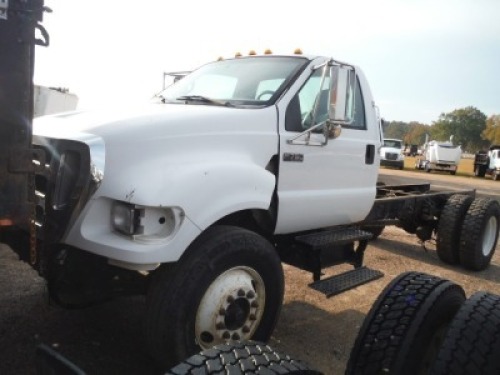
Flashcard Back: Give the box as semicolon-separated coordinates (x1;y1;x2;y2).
1;4;500;369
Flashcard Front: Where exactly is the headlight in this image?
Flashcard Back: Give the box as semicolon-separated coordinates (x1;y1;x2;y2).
111;201;184;240
112;202;140;235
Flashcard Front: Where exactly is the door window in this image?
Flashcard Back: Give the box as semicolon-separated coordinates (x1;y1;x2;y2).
286;69;366;132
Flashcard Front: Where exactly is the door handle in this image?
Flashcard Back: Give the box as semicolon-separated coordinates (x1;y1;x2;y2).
366;144;375;165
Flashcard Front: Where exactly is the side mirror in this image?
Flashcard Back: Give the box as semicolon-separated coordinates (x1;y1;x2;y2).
328;65;355;123
324;122;342;140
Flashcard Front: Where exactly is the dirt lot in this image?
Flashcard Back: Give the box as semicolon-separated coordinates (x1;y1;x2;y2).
1;225;500;375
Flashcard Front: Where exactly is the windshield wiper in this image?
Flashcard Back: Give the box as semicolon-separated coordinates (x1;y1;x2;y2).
176;95;232;107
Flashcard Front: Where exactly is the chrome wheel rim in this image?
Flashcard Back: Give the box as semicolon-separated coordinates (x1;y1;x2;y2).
195;267;265;349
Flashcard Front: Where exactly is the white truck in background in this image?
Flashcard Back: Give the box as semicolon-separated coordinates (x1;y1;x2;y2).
34;85;78;117
379;138;404;170
474;145;500;181
415;136;462;175
4;52;500;370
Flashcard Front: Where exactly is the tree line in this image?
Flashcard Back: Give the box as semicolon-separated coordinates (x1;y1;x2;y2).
383;106;500;153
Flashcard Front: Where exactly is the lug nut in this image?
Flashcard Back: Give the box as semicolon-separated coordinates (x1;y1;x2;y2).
249;314;257;321
251;301;259;308
216;322;226;330
242;326;250;333
219;308;226;316
238;289;245;297
232;333;240;340
227;295;234;303
222;331;231;340
246;291;255;299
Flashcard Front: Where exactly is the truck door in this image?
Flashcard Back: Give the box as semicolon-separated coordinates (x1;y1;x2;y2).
275;64;379;234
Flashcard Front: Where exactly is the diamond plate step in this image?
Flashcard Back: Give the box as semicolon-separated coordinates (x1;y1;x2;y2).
309;267;384;298
295;228;373;250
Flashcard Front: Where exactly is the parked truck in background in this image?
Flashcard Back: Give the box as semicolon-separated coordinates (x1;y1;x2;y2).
379;138;404;169
474;145;500;181
403;143;418;157
415;136;462;175
2;5;500;370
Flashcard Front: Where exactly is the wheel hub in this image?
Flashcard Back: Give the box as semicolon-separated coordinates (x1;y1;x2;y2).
195;267;265;349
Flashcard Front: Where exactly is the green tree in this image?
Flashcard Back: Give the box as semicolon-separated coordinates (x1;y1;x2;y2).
382;121;409;140
404;122;430;145
482;114;500;145
431;106;487;152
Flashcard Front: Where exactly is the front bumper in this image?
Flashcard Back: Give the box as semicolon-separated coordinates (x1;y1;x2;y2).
380;159;404;169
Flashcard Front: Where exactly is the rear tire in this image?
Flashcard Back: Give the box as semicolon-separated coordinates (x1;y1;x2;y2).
346;272;465;375
430;292;500;375
166;341;322;374
436;194;474;264
475;165;486;178
145;226;284;370
459;198;500;271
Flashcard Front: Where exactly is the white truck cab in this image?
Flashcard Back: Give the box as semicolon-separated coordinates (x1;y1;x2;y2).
379;138;404;170
32;54;381;266
27;53;381;367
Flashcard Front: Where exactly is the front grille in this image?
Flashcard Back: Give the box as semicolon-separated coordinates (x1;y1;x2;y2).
385;152;399;161
32;139;91;241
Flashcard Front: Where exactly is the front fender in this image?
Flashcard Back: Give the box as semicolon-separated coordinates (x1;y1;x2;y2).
129;160;277;230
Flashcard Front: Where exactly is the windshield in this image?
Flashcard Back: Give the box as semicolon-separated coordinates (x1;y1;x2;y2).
384;139;402;148
159;56;308;106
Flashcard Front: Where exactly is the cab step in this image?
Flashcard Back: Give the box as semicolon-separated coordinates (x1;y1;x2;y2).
309;266;384;298
295;227;373;249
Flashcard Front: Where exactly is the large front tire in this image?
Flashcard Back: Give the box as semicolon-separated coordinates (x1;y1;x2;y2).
145;226;284;370
459;198;500;271
346;272;465;375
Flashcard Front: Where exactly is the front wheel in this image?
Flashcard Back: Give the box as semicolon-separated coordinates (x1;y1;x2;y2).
145;225;284;370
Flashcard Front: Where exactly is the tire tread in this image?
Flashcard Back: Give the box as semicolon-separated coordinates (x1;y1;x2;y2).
166;341;321;374
430;292;500;375
346;272;465;375
436;194;473;264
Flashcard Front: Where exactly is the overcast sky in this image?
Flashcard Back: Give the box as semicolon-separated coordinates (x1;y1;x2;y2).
34;0;500;124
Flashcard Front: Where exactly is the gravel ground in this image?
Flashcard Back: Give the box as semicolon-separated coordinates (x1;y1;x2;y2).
1;225;500;375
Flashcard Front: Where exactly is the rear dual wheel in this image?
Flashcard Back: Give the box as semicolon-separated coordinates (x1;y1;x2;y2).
459;198;500;271
436;194;474;264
